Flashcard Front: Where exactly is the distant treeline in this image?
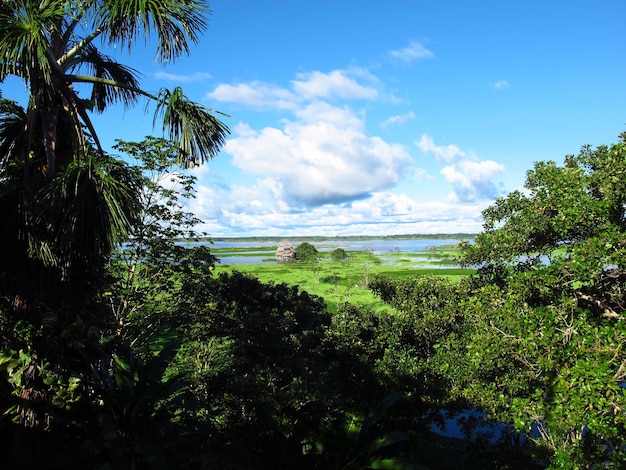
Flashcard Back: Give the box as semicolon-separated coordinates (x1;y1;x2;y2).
206;233;476;243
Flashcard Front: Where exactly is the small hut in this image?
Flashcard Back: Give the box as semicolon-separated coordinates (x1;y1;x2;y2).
276;239;296;262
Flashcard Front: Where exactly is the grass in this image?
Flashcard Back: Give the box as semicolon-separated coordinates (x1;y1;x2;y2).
212;244;473;313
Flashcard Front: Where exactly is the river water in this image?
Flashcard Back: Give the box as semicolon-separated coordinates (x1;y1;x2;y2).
204;238;470;265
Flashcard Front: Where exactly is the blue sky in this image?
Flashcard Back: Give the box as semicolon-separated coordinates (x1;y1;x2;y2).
5;1;626;237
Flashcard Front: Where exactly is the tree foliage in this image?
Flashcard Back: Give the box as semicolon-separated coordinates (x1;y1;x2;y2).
4;3;626;468
330;247;348;260
0;0;228;309
0;0;229;178
295;241;319;261
106;137;216;353
449;133;626;467
359;133;626;468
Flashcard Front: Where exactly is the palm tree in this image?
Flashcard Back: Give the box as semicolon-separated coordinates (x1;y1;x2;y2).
0;0;232;335
0;0;228;293
0;2;229;440
0;0;229;181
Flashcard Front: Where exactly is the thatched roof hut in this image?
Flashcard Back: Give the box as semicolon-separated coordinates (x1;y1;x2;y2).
276;240;296;262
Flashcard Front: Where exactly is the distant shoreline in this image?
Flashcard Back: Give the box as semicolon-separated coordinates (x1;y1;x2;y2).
208;233;476;243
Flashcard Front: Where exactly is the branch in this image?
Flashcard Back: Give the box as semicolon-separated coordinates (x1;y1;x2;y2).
489;321;522;341
575;291;622;320
65;74;157;100
58;27;106;68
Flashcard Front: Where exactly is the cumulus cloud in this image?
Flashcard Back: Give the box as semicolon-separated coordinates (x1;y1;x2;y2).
207;69;381;111
389;40;435;63
416;134;466;163
225;101;412;205
195;68;497;237
188;181;484;237
154;71;212;82
414;133;505;202
292;69;379;100
441;160;505;202
207;82;299;110
204;69;412;207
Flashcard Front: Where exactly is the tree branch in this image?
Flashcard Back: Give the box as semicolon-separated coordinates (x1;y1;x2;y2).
575;291;622;320
65;74;157;100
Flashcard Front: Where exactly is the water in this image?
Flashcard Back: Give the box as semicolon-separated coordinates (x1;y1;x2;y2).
217;255;273;265
197;238;470;265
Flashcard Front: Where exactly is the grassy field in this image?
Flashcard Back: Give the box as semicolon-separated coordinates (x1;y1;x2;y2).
212;243;473;313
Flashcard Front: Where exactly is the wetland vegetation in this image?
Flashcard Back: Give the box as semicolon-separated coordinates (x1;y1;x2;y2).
212;240;474;312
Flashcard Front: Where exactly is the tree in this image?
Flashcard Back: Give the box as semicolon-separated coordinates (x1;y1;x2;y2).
330;247;348;260
295;241;319;262
170;270;334;467
0;2;230;464
106;137;217;353
450;133;626;467
0;136;220;467
0;0;229;303
0;0;229;180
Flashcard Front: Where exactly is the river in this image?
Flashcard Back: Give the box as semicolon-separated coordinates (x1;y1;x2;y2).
202;238;470;265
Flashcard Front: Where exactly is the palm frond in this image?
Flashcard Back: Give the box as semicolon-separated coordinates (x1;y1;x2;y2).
98;0;210;63
0;97;28;167
32;153;143;266
0;1;65;89
154;86;230;167
71;43;143;112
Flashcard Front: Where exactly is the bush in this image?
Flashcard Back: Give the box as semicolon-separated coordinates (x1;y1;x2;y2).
330;247;348;260
295;242;318;261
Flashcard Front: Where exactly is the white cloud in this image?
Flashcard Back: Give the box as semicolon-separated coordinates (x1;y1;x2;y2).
389;40;435;63
413;168;433;181
225;101;412;205
414;134;506;203
154;71;212;82
292;69;379;100
381;111;416;127
441;160;505;202
416;134;466;163
491;80;510;90
207;69;382;110
191;189;486;237
195;68;500;237
207;82;299;110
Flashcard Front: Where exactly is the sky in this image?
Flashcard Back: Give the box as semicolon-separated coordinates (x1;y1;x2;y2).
4;0;626;237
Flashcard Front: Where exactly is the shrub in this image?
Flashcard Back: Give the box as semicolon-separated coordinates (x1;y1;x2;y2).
295;242;318;261
330;247;348;260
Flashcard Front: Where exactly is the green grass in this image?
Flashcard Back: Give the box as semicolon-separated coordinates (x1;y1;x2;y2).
212;245;473;313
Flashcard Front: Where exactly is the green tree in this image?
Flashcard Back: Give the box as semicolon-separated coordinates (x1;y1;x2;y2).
0;0;228;304
330;247;348;260
451;133;626;467
295;241;319;261
169;270;334;467
106;137;217;355
0;0;228;179
0;2;230;464
0;136;220;467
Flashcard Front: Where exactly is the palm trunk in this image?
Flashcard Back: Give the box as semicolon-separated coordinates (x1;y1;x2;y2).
41;104;59;178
